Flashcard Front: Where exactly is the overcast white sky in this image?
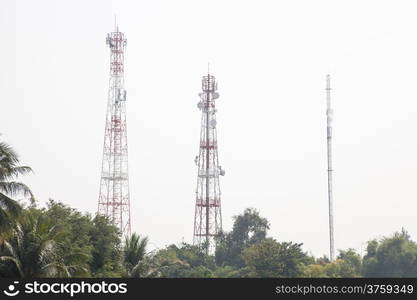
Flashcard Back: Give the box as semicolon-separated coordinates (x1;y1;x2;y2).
2;0;417;257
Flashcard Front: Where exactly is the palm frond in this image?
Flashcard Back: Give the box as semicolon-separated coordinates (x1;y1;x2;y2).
0;166;33;181
41;263;70;278
0;182;33;198
0;209;14;232
0;193;22;217
123;233;149;270
0;142;20;165
37;240;57;266
0;256;24;277
2;240;17;259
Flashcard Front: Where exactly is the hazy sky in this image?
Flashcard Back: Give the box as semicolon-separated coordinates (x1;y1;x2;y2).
2;0;417;257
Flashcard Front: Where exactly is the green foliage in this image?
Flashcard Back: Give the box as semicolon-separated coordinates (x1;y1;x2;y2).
0;207;89;277
168;243;215;269
42;200;93;277
362;229;417;277
212;265;241;278
302;250;361;278
0;198;123;278
336;249;362;277
0;142;32;234
130;243;215;278
89;215;122;277
186;266;213;278
130;247;189;278
215;208;269;267
241;238;308;277
123;233;148;277
1;198;417;278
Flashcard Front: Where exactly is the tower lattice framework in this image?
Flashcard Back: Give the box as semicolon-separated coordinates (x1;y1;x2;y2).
98;25;131;236
193;73;225;252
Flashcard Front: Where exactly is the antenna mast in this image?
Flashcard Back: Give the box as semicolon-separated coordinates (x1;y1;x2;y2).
98;24;131;236
193;72;224;253
326;74;335;261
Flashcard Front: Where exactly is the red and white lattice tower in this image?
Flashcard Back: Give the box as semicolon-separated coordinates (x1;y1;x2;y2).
193;73;225;252
98;25;131;236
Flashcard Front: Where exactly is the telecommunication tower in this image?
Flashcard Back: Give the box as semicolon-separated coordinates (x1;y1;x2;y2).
97;24;131;236
326;74;335;261
193;73;225;253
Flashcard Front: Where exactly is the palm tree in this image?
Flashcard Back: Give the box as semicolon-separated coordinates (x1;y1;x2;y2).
0;209;89;277
0;142;33;233
123;233;148;276
129;249;188;278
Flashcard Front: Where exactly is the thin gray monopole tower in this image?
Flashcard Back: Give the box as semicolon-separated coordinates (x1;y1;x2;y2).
326;74;335;261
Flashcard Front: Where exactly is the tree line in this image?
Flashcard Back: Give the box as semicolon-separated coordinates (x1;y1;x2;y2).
1;141;417;278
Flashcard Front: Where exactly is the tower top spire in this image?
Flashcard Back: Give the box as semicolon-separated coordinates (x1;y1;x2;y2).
113;14;120;32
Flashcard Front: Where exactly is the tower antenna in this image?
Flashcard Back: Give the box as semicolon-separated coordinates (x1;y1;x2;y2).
326;74;335;261
98;25;131;236
193;73;224;254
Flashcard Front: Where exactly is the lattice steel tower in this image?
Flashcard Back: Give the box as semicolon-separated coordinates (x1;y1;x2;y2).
193;73;225;252
98;24;131;236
